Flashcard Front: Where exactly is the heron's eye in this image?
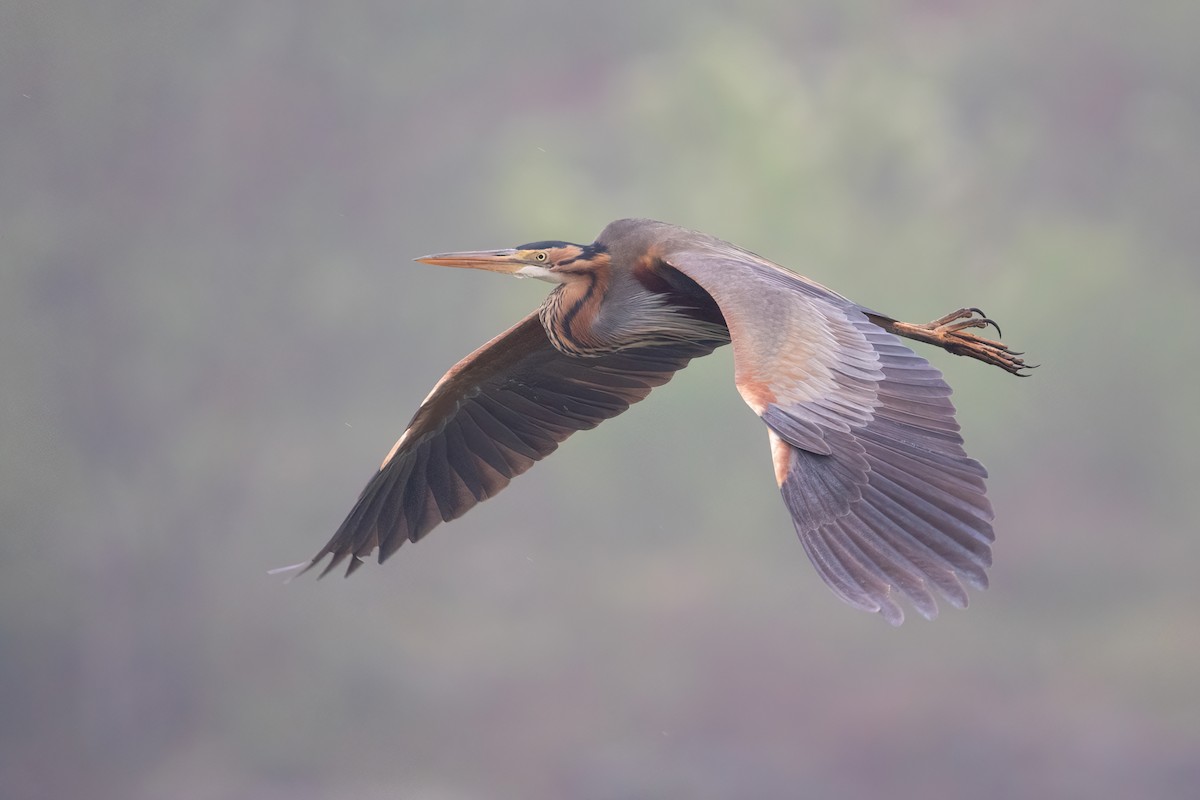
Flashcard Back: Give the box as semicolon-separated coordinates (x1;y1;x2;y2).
534;251;548;262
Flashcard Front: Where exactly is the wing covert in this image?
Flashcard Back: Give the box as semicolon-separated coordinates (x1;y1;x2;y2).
658;232;994;624
307;311;724;577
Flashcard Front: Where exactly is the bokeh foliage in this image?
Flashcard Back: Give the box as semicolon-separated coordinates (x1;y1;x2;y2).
2;1;1198;798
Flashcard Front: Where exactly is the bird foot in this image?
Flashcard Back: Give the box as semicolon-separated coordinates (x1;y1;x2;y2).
883;308;1035;376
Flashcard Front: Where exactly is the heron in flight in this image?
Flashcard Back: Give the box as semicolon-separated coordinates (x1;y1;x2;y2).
302;219;1030;624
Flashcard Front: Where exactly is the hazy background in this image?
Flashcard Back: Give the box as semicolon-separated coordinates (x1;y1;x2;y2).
3;1;1198;798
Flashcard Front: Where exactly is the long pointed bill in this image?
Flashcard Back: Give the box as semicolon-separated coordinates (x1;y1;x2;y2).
414;249;527;274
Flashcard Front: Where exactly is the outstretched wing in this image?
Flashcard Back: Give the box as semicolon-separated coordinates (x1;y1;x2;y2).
306;311;724;577
657;228;993;625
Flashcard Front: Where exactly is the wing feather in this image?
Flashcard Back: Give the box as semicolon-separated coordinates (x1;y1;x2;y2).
658;229;995;624
306;311;723;576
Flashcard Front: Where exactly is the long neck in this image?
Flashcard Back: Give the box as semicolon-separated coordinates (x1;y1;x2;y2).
537;256;730;357
539;264;611;357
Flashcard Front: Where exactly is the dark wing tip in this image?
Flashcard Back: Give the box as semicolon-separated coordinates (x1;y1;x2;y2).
316;548;350;579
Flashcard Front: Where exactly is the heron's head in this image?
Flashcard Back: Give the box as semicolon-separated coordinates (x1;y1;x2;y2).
415;240;609;284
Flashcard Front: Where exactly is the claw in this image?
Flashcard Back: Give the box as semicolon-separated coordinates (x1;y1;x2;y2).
877;309;1032;377
947;316;1002;338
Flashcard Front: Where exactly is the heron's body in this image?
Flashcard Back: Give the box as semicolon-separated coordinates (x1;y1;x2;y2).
303;219;1030;625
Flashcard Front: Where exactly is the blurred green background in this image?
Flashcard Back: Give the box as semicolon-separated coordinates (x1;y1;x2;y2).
3;1;1198;798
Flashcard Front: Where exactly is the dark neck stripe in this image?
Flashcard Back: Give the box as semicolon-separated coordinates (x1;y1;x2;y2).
558;271;597;344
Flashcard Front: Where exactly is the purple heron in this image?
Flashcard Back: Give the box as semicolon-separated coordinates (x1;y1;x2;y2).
301;219;1030;624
